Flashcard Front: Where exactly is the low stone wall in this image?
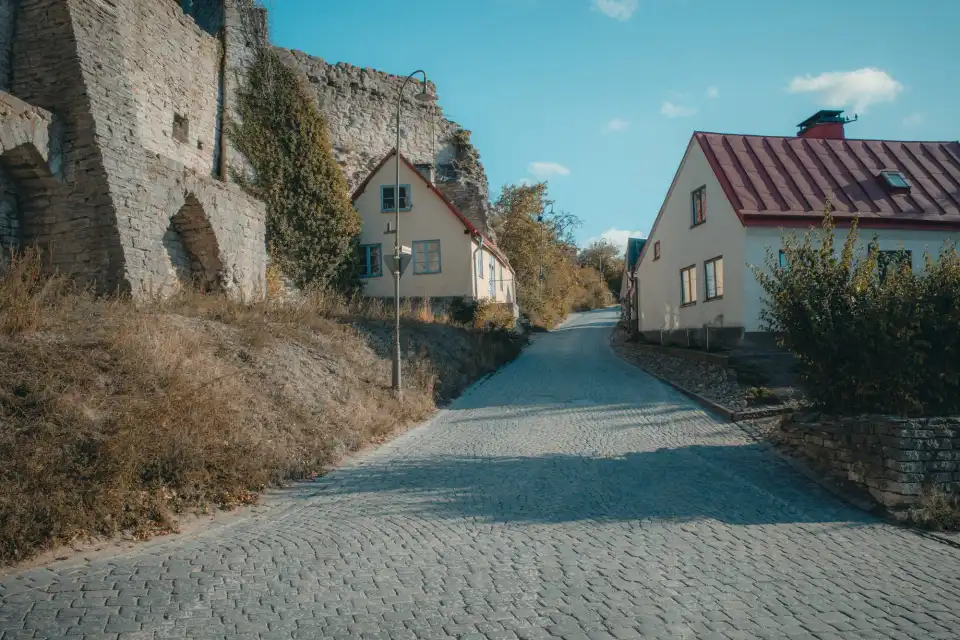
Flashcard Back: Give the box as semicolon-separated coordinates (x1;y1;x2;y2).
778;413;960;507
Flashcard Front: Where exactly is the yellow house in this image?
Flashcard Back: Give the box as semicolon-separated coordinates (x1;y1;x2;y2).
351;150;517;310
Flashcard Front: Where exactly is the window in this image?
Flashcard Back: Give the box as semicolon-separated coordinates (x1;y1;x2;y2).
880;171;911;191
877;249;912;280
489;256;496;297
704;257;723;300
680;265;697;306
172;113;189;144
654;241;661;261
359;244;382;278
477;247;484;278
413;240;441;274
691;186;706;226
778;250;789;268
381;185;411;212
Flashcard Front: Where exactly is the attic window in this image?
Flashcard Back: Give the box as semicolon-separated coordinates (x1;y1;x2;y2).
880;170;910;191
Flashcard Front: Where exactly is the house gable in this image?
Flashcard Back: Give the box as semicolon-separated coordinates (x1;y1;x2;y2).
634;139;746;332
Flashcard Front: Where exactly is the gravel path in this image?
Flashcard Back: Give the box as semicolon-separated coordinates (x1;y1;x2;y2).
2;307;959;639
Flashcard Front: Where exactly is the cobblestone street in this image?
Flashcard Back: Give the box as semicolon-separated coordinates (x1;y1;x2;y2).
2;307;959;639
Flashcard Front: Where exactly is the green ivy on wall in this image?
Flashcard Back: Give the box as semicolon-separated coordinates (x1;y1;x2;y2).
231;48;361;291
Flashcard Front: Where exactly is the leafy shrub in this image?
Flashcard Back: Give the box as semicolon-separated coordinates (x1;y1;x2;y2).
474;300;516;330
231;48;361;291
753;209;960;416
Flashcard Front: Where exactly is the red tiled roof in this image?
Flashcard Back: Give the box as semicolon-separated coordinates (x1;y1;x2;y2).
351;149;511;266
695;132;960;230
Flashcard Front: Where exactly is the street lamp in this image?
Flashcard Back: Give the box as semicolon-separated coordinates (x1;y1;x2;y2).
391;70;436;394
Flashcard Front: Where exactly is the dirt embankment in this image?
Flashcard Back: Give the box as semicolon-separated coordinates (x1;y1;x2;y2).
0;253;525;566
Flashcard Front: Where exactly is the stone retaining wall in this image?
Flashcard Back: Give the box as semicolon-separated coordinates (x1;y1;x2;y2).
778;413;960;507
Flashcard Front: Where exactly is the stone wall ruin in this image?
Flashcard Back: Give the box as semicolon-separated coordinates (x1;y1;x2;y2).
0;0;492;295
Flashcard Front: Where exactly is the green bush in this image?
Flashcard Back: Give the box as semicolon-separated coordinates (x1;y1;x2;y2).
753;210;960;416
231;49;361;292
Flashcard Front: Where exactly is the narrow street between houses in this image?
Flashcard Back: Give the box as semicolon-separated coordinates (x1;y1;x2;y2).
2;307;959;640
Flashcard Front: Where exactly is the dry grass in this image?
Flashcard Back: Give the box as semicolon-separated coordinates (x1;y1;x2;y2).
0;250;525;566
907;487;960;532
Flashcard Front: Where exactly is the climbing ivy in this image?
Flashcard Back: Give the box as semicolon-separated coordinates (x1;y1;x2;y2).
231;48;361;291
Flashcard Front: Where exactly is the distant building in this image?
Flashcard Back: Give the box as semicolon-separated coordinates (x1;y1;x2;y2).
619;237;646;327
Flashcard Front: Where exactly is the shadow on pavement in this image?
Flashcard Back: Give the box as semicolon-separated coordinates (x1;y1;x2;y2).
317;444;876;528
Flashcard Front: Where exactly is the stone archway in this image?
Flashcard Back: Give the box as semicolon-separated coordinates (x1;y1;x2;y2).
163;194;224;292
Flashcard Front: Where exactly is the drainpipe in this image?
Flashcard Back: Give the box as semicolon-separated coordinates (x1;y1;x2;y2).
473;234;484;300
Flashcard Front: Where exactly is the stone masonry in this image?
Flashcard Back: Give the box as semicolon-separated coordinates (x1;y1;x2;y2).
276;48;497;237
778;412;960;507
0;0;493;295
0;0;266;296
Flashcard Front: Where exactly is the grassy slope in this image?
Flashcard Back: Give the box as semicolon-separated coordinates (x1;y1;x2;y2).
0;254;525;565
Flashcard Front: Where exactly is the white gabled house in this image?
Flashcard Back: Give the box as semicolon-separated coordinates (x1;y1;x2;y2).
351;149;517;312
630;110;960;348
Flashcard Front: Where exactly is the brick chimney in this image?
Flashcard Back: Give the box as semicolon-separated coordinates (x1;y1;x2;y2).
796;109;856;140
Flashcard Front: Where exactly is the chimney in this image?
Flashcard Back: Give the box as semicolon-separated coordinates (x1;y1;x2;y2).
796;109;856;140
414;163;435;184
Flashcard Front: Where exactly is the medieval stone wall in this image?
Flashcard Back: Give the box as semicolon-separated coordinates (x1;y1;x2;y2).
118;0;221;177
275;49;495;237
0;0;18;250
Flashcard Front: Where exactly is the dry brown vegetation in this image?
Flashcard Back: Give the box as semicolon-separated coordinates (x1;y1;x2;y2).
0;251;525;566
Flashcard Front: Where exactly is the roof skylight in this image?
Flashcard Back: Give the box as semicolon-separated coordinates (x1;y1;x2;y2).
880;170;911;190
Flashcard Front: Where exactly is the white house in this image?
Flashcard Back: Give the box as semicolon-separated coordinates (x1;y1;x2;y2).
351;149;517;310
631;110;960;348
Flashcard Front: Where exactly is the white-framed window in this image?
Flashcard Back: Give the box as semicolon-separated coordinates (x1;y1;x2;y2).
704;256;723;300
359;244;381;278
413;239;441;274
380;185;411;212
680;265;697;306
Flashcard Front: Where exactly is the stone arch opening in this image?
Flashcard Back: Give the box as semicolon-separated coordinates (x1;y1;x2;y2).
163;194;223;292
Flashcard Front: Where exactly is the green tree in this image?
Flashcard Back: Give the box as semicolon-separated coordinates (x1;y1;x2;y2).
753;206;960;416
231;49;361;291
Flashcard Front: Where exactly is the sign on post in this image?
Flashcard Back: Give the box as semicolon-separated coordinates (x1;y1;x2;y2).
384;245;413;277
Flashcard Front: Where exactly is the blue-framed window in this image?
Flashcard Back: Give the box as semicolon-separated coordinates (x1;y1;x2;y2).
359;244;382;278
477;247;484;278
381;185;412;212
413;240;441;274
779;250;789;268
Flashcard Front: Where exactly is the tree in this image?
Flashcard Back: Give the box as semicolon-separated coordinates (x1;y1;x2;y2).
231;48;362;292
579;240;625;296
490;183;587;327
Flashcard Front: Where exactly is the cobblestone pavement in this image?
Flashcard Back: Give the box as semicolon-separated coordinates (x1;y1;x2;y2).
3;308;960;639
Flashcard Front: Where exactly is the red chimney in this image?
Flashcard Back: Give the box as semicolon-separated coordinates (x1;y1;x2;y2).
796;110;856;140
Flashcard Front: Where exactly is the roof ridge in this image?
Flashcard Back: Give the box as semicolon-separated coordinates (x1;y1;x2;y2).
694;130;960;145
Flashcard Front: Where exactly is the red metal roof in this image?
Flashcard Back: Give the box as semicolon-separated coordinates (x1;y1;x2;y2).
695;132;960;230
351;149;511;266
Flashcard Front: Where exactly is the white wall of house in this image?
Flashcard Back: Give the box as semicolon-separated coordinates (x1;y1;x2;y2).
636;141;747;334
744;226;960;331
355;159;517;303
355;160;474;299
471;240;517;305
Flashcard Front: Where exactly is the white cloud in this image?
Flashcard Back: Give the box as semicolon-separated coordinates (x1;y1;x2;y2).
903;112;924;128
591;0;638;21
660;101;697;118
786;68;903;113
528;162;571;179
603;117;630;133
587;228;647;251
706;86;719;99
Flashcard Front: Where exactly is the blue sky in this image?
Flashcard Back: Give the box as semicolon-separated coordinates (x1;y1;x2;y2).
268;0;960;249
